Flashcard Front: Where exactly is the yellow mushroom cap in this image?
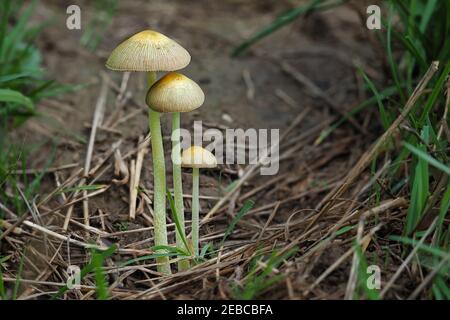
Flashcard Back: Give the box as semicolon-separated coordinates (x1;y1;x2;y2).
106;30;191;72
181;146;217;169
146;72;205;113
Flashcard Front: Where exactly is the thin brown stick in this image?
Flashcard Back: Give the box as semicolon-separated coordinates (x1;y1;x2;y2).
82;76;109;227
39;167;83;210
130;136;148;220
0;204;32;241
22;220;107;250
256;201;280;244
344;212;366;299
11;163;79;175
242;69;255;101
129;159;136;220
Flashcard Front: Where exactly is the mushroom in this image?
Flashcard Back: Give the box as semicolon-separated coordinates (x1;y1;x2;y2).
106;30;190;72
181;146;217;256
147;72;205;269
106;30;191;274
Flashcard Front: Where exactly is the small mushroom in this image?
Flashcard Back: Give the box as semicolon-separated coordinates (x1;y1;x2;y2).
146;72;205;113
181;146;217;256
106;29;191;275
147;72;204;270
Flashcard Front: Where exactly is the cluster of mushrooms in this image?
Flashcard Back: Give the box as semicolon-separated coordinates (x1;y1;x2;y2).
106;30;217;274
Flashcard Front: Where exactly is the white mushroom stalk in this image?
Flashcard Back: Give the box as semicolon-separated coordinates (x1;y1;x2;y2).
147;71;170;273
181;146;217;256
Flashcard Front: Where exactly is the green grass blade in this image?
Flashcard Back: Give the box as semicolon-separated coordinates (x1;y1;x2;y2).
12;251;25;300
2;0;37;62
403;35;428;71
419;60;450;124
336;225;356;236
32;82;89;100
432;283;444;300
199;243;212;259
232;0;343;56
0;257;6;300
166;190;191;255
0;72;35;84
389;0;430;51
0;0;11;59
389;235;447;258
403;142;450;175
354;243;380;300
404;127;431;235
60;184;106;194
436;184;450;242
386;6;406;104
419;0;438;32
92;249;109;300
152;245;190;256
120;252;180;268
435;276;450;299
0;89;34;112
220;200;254;247
359;68;391;130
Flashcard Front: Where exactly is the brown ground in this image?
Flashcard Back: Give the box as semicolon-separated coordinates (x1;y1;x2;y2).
3;0;417;299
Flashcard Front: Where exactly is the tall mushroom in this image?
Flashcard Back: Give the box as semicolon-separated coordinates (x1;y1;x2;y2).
106;30;190;274
146;72;205;270
181;146;217;256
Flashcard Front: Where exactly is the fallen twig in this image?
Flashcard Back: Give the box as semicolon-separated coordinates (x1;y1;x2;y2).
82;76;109;227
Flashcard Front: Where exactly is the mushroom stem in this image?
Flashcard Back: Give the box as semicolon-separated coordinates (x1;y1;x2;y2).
147;71;171;274
192;167;200;256
172;112;190;270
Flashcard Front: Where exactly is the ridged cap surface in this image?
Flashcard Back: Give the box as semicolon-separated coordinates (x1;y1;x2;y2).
106;30;191;72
